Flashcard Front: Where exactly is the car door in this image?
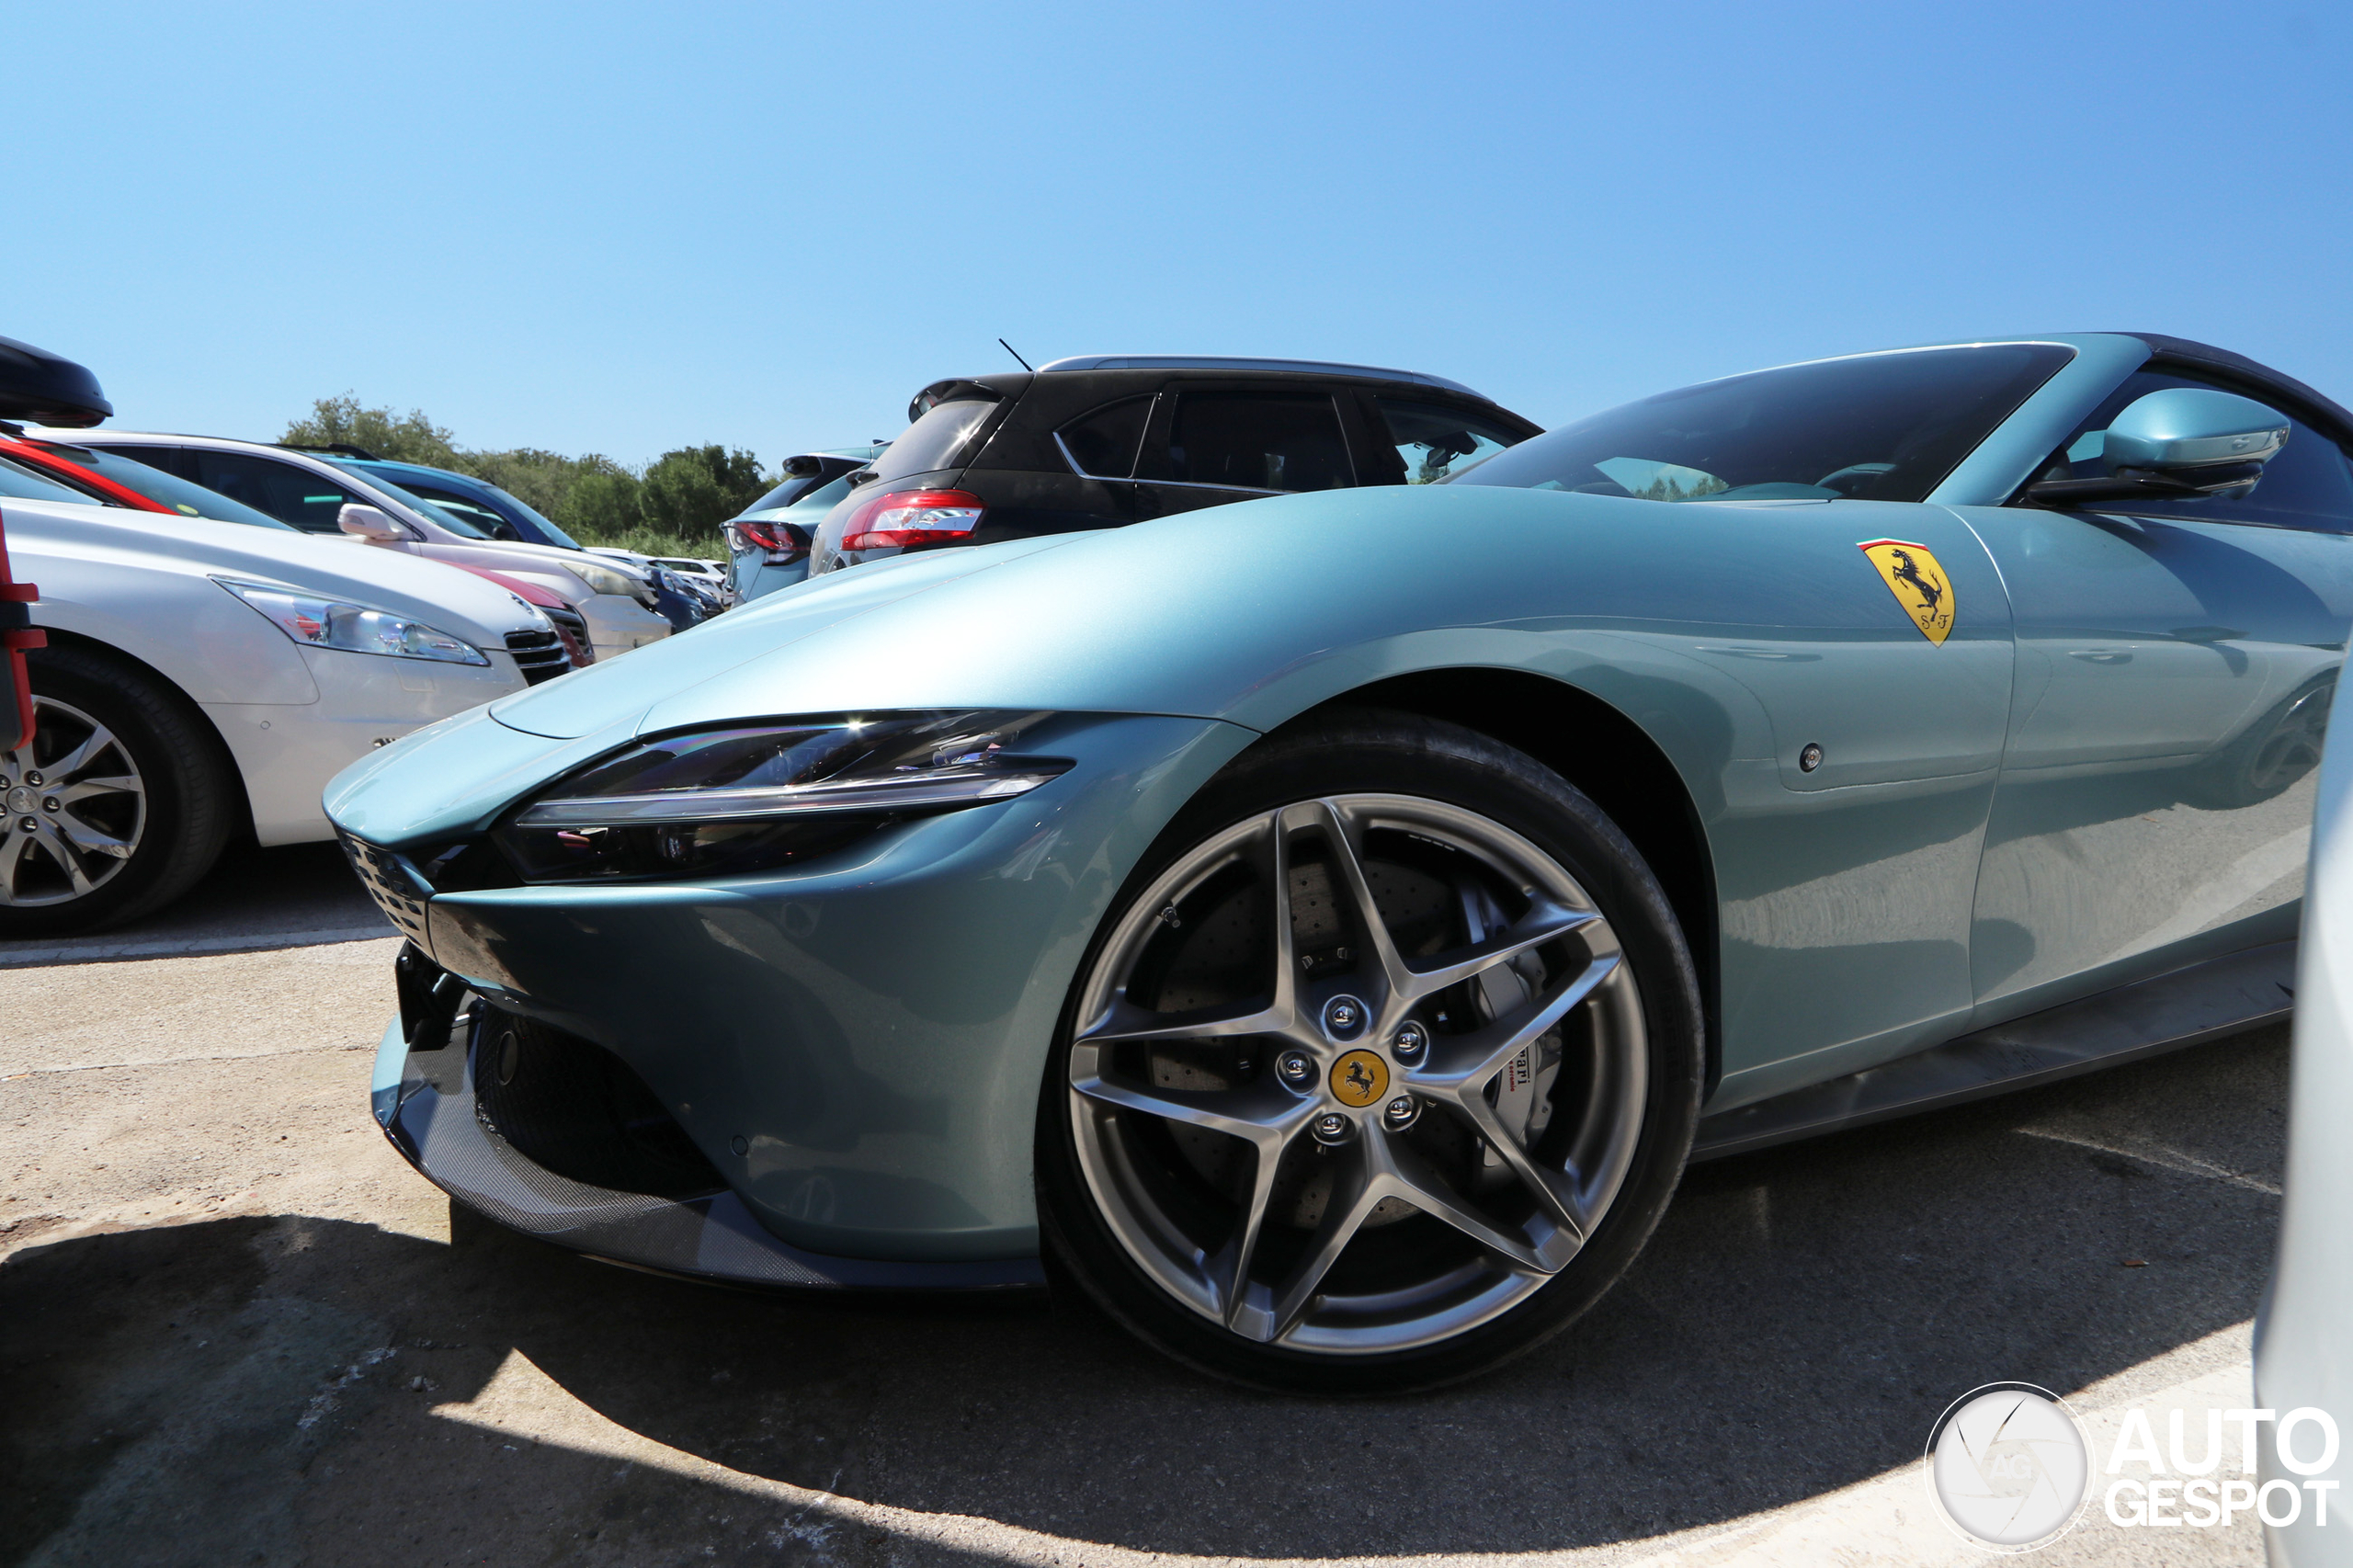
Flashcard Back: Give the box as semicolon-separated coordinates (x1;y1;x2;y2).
1961;369;2353;1012
1130;383;1357;520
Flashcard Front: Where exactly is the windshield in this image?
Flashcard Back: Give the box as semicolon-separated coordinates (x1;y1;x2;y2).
483;483;581;549
0;454;98;505
321;460;492;538
32;443;293;528
1452;344;2074;504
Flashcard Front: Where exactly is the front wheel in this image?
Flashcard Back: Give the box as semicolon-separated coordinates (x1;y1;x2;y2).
0;643;236;937
1037;711;1703;1392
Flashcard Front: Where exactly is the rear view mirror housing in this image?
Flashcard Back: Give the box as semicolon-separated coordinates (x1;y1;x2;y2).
781;454;824;479
337;504;411;542
2026;388;2291;507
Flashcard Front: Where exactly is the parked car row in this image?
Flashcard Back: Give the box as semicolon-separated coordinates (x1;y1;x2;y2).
0;333;717;934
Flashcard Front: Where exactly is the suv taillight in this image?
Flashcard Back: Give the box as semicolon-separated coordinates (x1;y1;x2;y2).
841;489;985;551
731;519;809;562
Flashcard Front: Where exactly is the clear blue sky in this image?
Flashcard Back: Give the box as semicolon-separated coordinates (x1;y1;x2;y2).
12;2;2349;469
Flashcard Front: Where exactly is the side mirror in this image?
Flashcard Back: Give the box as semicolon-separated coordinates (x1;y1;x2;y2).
2027;389;2290;507
337;503;410;542
781;454;824;479
489;521;520;541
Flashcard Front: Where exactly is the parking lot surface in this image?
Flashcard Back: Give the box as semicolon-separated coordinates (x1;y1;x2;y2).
1;849;2279;1566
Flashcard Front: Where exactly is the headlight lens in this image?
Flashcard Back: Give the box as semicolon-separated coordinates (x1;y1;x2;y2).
496;710;1071;882
216;578;489;665
571;561;644;600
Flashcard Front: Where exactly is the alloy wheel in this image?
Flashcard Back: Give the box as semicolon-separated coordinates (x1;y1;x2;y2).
0;696;148;907
1066;793;1647;1355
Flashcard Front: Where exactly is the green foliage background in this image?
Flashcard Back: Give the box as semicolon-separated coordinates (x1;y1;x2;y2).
282;395;774;551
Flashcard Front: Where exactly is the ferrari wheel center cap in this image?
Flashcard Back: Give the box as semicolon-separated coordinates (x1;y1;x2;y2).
1330;1049;1389;1108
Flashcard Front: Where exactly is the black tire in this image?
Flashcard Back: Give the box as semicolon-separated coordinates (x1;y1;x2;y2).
1036;708;1704;1393
0;642;237;937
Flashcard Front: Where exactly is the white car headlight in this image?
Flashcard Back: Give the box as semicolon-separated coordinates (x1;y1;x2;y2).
216;578;491;666
570;562;642;599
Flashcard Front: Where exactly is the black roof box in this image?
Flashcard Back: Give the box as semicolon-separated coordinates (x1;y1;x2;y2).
0;335;112;427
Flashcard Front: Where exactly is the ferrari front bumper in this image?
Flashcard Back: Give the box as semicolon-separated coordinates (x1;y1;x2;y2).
346;710;1257;1273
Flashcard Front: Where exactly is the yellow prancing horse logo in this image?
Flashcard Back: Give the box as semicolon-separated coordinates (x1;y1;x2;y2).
1330;1049;1389;1108
1858;539;1956;645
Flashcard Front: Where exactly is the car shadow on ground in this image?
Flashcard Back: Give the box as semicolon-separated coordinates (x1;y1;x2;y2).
0;840;384;964
3;1026;2287;1566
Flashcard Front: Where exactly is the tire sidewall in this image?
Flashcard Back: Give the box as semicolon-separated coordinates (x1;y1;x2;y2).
0;644;231;937
1036;709;1704;1393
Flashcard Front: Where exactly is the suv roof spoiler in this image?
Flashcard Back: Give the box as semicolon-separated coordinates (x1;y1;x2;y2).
1036;355;1487;401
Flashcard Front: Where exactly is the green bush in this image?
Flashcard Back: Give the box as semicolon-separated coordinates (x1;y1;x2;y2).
640;445;768;545
278;398;771;551
283;395;459;468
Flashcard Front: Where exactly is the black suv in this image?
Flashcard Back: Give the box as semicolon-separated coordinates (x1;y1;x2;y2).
808;356;1540;574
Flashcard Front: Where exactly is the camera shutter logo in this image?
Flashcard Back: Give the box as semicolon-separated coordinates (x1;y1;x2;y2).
1926;1384;2091;1550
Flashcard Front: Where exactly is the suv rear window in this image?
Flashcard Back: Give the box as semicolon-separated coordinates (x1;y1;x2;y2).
870;398;998;484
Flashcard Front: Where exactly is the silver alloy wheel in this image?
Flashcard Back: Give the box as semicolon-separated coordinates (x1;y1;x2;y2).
0;696;147;906
1068;793;1647;1355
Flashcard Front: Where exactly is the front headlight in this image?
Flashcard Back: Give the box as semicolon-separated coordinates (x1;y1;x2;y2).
495;710;1072;883
570;561;646;601
216;578;490;666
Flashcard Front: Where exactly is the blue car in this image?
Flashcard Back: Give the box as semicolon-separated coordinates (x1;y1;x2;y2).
721;447;882;603
330;333;2349;1392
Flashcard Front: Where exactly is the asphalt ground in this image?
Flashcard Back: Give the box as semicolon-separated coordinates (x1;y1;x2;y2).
0;846;2282;1567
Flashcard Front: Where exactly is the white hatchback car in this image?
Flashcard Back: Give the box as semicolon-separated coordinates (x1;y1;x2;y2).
2;485;563;936
57;431;673;663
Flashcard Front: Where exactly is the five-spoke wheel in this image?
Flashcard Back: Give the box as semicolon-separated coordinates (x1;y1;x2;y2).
1039;712;1701;1392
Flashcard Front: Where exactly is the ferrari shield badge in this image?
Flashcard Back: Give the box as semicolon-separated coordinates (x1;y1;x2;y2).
1858;539;1955;645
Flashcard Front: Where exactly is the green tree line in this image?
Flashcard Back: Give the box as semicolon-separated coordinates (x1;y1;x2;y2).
281;396;773;551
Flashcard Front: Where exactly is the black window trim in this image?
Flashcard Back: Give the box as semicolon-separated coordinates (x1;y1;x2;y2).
1052;393;1161;482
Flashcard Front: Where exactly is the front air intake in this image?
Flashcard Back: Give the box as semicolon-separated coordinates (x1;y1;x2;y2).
470;1009;726;1200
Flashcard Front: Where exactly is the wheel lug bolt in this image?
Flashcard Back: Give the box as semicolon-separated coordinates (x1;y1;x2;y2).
1276;1051;1314;1087
41;797;60;813
17;818;36;833
1384;1095;1420;1131
1392;1020;1428;1061
1321;994;1368;1041
0;774;11;790
1312;1111;1353;1145
22;772;40;788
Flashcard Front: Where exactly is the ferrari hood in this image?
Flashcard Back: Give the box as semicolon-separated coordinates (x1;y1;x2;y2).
486;484;1944;741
